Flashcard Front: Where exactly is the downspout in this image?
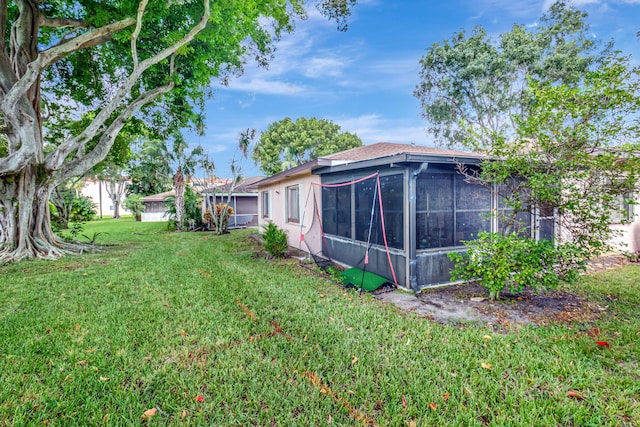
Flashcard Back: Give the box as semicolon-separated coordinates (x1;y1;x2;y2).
408;163;429;290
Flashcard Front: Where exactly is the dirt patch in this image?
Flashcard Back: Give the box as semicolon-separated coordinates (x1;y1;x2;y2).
375;256;626;328
414;283;605;327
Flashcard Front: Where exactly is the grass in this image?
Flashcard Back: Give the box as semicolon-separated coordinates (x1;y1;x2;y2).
0;218;638;426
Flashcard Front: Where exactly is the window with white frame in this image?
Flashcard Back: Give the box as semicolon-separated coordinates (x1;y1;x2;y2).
286;185;300;223
261;191;270;219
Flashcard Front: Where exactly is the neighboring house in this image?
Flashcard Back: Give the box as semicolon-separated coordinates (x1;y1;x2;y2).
140;191;174;222
256;142;560;291
608;194;640;253
80;178;132;218
201;176;262;229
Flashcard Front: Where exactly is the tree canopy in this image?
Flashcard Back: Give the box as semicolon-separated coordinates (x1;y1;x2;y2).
417;1;640;285
0;0;356;262
414;1;607;150
252;117;363;175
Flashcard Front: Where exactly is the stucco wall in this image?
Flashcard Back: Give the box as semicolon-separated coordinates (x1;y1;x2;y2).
258;173;322;253
80;180;132;218
141;212;168;222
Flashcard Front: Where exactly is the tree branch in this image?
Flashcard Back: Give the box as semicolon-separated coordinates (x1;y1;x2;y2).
131;0;149;67
47;0;209;170
39;16;86;29
56;82;175;181
3;17;136;115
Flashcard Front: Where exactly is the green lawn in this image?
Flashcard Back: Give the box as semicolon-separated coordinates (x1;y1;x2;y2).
1;218;638;426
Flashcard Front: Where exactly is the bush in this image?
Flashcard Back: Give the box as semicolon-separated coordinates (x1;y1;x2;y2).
449;232;585;300
262;222;289;258
124;194;145;221
70;195;97;222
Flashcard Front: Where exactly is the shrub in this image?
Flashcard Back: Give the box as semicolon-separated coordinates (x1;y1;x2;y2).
449;232;585;300
262;222;289;258
70;195;97;222
124;194;145;221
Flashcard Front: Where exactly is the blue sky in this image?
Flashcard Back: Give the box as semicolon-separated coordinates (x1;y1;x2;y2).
191;0;640;178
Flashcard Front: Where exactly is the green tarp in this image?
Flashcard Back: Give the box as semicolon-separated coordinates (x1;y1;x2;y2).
340;267;390;292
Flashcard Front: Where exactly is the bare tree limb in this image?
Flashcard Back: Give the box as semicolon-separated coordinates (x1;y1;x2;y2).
56;82;175;181
39;16;86;29
3;17;136;115
131;0;149;67
47;0;210;171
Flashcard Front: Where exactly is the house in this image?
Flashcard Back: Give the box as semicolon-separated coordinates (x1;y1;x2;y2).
255;142;559;291
140;191;174;222
608;194;640;253
201;176;262;228
80;178;132;218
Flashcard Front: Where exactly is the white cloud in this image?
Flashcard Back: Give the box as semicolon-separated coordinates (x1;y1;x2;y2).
333;114;431;146
221;77;307;96
303;56;350;78
543;0;601;9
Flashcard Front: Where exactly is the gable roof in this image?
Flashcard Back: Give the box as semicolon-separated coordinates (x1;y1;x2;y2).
254;142;484;188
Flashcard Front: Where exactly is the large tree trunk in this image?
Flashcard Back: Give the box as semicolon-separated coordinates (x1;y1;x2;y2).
0;163;88;262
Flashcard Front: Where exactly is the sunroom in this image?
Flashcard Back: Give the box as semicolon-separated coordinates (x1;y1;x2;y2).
313;150;553;291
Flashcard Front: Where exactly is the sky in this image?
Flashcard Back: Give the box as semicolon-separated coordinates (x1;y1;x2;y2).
190;0;640;178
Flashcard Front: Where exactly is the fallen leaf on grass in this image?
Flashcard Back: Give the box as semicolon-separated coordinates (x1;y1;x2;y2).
351;356;358;365
429;403;437;411
596;341;611;348
181;330;188;336
566;391;585;400
481;362;492;370
102;414;109;421
181;410;187;418
196;395;205;402
76;360;87;366
99;376;109;381
482;335;492;341
405;421;417;427
442;392;450;401
197;269;211;278
142;408;157;419
402;395;407;408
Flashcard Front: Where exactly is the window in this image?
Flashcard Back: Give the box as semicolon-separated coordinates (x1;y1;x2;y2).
416;169;491;250
286;185;300;223
416;173;454;249
261;191;270;219
355;174;404;249
496;179;531;237
610;194;634;224
322;186;351;238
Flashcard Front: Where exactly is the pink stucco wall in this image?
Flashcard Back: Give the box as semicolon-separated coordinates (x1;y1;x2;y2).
257;172;323;255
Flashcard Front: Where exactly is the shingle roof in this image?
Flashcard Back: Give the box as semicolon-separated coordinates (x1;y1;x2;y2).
140;191;174;202
323;142;483;162
254;142;484;188
205;176;263;193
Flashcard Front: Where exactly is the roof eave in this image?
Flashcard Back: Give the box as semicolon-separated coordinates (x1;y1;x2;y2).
313;153;485;175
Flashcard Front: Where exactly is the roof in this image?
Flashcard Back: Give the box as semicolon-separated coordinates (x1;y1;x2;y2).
323;142;483;162
202;176;263;194
140;190;174;202
254;142;484;188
